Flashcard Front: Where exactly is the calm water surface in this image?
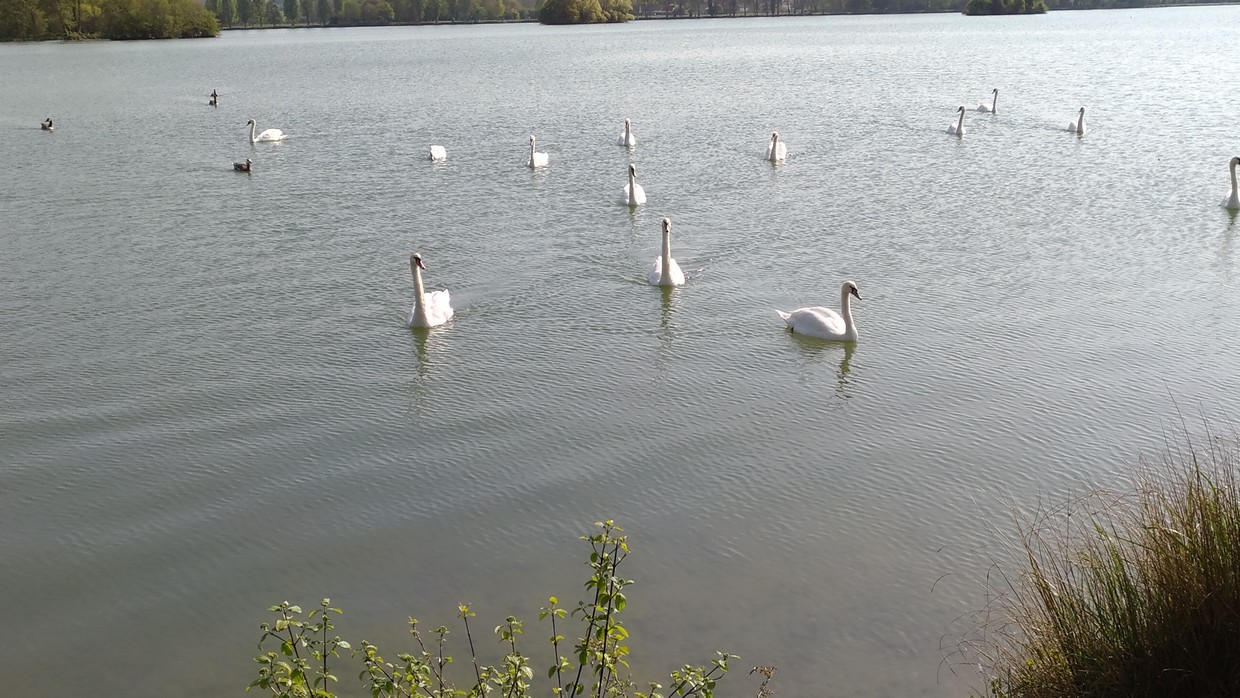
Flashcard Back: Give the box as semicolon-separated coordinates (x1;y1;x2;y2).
3;8;1240;696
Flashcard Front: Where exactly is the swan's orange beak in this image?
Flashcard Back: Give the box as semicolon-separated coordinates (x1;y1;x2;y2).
415;258;427;270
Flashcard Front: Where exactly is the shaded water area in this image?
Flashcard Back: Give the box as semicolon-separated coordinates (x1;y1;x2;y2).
3;8;1240;696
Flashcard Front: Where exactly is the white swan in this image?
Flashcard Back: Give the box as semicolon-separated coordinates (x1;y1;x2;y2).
648;217;685;287
767;131;787;162
406;253;453;328
428;145;447;162
776;281;862;341
1224;156;1240;210
976;88;998;113
617;117;636;147
528;135;549;169
621;163;646;206
247;119;286;143
947;106;965;136
1067;107;1086;135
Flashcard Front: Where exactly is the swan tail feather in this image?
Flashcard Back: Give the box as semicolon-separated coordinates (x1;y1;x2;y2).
776;310;793;325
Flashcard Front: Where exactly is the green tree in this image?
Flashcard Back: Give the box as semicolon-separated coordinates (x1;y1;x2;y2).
215;0;233;25
314;0;327;23
234;0;250;22
263;0;283;22
539;0;609;23
282;0;297;21
0;0;49;37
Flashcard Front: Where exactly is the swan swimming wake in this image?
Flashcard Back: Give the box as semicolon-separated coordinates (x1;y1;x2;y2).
528;135;549;169
947;106;965;136
976;88;998;113
429;145;447;162
1067;107;1086;135
1224;156;1240;211
767;131;787;162
247;119;286;143
407;253;454;328
648;217;685;287
776;281;862;341
617;118;636;148
621;163;646;206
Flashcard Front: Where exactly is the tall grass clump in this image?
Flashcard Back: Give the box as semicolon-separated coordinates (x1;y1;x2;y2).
982;428;1240;698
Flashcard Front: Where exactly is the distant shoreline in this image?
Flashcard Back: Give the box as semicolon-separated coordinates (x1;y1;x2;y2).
213;1;1238;31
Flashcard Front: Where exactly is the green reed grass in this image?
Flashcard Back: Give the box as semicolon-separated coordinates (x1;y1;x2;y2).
981;427;1240;698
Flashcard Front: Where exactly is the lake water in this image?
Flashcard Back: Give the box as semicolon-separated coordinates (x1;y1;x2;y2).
3;8;1240;696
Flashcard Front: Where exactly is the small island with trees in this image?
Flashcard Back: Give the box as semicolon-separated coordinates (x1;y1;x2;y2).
964;0;1045;14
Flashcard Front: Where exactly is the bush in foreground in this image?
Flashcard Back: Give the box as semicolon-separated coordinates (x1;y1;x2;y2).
981;431;1240;697
248;521;743;698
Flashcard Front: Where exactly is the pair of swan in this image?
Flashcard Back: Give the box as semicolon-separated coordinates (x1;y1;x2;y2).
777;281;863;341
948;106;966;136
407;253;454;328
1067;107;1086;135
976;88;999;114
1224;156;1240;210
234;158;252;172
617;118;636;147
621;163;646;206
767;131;787;162
528;135;549;169
247;119;286;143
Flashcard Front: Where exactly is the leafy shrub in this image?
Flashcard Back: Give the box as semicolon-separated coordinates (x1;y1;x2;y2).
248;521;739;698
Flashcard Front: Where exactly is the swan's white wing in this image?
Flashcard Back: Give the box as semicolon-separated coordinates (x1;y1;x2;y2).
783;307;846;339
425;289;454;325
776;142;787;159
617;132;636;147
429;145;447;161
648;257;685;286
256;128;286;141
622;183;646;206
976;104;991;113
1224;191;1240;210
665;258;685;286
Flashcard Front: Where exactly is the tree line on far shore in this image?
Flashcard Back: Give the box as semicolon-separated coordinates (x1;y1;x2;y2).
0;0;218;39
1;0;1235;39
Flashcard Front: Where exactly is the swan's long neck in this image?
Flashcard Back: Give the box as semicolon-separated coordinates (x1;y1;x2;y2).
1076;111;1085;133
530;138;536;160
1230;159;1238;194
660;229;672;284
956;110;965;132
624;121;631;141
628;168;636;194
249;122;257;144
991;91;998;112
411;262;428;325
770;133;779;157
840;287;856;340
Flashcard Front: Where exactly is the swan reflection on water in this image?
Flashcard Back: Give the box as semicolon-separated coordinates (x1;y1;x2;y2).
789;335;856;401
